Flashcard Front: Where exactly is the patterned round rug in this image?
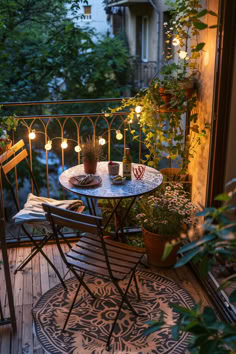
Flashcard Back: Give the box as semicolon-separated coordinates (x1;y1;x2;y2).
32;270;195;354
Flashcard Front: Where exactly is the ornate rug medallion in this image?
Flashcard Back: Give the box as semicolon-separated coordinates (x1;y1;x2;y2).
32;270;195;353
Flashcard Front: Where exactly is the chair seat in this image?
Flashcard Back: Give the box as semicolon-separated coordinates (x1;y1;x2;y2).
66;233;145;280
13;193;84;225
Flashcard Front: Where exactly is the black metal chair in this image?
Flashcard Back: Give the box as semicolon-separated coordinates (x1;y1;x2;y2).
0;139;84;288
42;203;145;350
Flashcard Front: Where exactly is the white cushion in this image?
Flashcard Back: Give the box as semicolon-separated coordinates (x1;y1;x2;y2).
13;193;84;225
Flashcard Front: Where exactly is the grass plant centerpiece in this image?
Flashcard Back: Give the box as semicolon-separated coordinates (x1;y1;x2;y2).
136;183;198;267
81;137;103;174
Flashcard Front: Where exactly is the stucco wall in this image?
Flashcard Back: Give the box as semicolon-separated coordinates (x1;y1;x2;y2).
188;0;219;206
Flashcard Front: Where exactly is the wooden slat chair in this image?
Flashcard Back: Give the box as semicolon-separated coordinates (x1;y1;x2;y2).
43;203;145;351
0;140;84;289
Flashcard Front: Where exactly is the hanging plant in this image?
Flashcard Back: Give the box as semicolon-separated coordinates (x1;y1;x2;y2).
107;0;217;173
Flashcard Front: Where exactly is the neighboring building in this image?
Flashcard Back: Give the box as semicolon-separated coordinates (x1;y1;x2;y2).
67;0;110;38
106;0;171;89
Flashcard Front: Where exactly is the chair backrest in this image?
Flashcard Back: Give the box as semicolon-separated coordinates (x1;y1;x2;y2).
43;203;103;234
0;139;39;212
42;203;114;275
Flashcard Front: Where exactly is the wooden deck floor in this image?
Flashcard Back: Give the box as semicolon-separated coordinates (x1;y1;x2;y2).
0;243;213;354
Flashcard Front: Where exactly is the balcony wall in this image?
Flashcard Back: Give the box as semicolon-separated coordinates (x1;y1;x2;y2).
188;0;219;207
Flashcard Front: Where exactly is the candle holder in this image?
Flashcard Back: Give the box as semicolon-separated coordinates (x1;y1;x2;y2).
132;166;146;180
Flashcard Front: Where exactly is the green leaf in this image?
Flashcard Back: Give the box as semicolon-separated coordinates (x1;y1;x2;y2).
209;24;218;29
229;290;236;303
175;246;202;268
208;10;218;16
193;20;208;30
196;9;208;18
193;42;206;52
162;242;173;260
178;234;215;254
202;306;217;325
196;207;215;216
226;178;236;186
215;193;231;201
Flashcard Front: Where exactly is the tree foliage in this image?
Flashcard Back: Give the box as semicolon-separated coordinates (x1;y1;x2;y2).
0;0;131;104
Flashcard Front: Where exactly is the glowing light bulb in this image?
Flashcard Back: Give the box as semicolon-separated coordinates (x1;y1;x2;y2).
116;130;123;140
172;38;180;46
61;139;68;149
45;140;52;151
135;105;142;114
179;50;187;59
74;144;81;152
29;130;36;140
98;137;106;145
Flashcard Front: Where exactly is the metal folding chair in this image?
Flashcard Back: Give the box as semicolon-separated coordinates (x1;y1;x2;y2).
0;139;84;289
43;203;145;350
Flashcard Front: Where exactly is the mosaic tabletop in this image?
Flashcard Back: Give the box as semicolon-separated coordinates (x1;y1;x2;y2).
59;161;163;199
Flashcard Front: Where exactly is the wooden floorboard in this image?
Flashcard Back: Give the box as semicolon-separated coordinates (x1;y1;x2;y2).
0;243;213;354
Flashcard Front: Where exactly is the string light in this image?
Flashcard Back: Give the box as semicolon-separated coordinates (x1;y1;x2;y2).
179;50;188;59
116;130;123;140
74;144;81;152
172;38;180;46
98;137;106;145
45;140;52;151
135;105;142;114
29;129;36;140
61;139;68;149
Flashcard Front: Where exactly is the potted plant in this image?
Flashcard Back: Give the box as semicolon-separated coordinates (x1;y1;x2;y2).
81;137;103;174
136;183;198;267
0;111;18;155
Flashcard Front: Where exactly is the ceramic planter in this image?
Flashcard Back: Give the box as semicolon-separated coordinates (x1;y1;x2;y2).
142;227;180;267
83;159;97;174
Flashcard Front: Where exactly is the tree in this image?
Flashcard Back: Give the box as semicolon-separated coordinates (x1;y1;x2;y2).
0;0;131;106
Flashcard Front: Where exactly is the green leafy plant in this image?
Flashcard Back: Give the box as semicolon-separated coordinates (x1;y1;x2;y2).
136;183;198;235
0;108;18;151
146;178;236;353
174;178;236;273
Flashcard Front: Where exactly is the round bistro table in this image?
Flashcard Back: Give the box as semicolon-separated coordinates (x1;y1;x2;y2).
59;161;163;240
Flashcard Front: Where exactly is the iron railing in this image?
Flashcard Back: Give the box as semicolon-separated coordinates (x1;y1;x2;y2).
0;98;144;242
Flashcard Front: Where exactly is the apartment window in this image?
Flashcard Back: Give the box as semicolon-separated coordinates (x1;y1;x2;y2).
83;6;91;20
136;16;149;62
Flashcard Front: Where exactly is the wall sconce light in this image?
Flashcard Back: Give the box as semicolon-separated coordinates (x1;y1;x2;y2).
116;130;123;140
29;129;36;140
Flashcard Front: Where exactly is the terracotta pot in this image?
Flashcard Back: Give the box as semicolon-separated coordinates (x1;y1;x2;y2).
142;227;180;267
83;159;97;174
0;139;12;155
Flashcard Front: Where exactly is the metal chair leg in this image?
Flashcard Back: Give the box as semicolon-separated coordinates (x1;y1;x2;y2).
133;272;141;301
113;274;138;316
106;273;139;350
71;269;96;300
63;273;85;331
